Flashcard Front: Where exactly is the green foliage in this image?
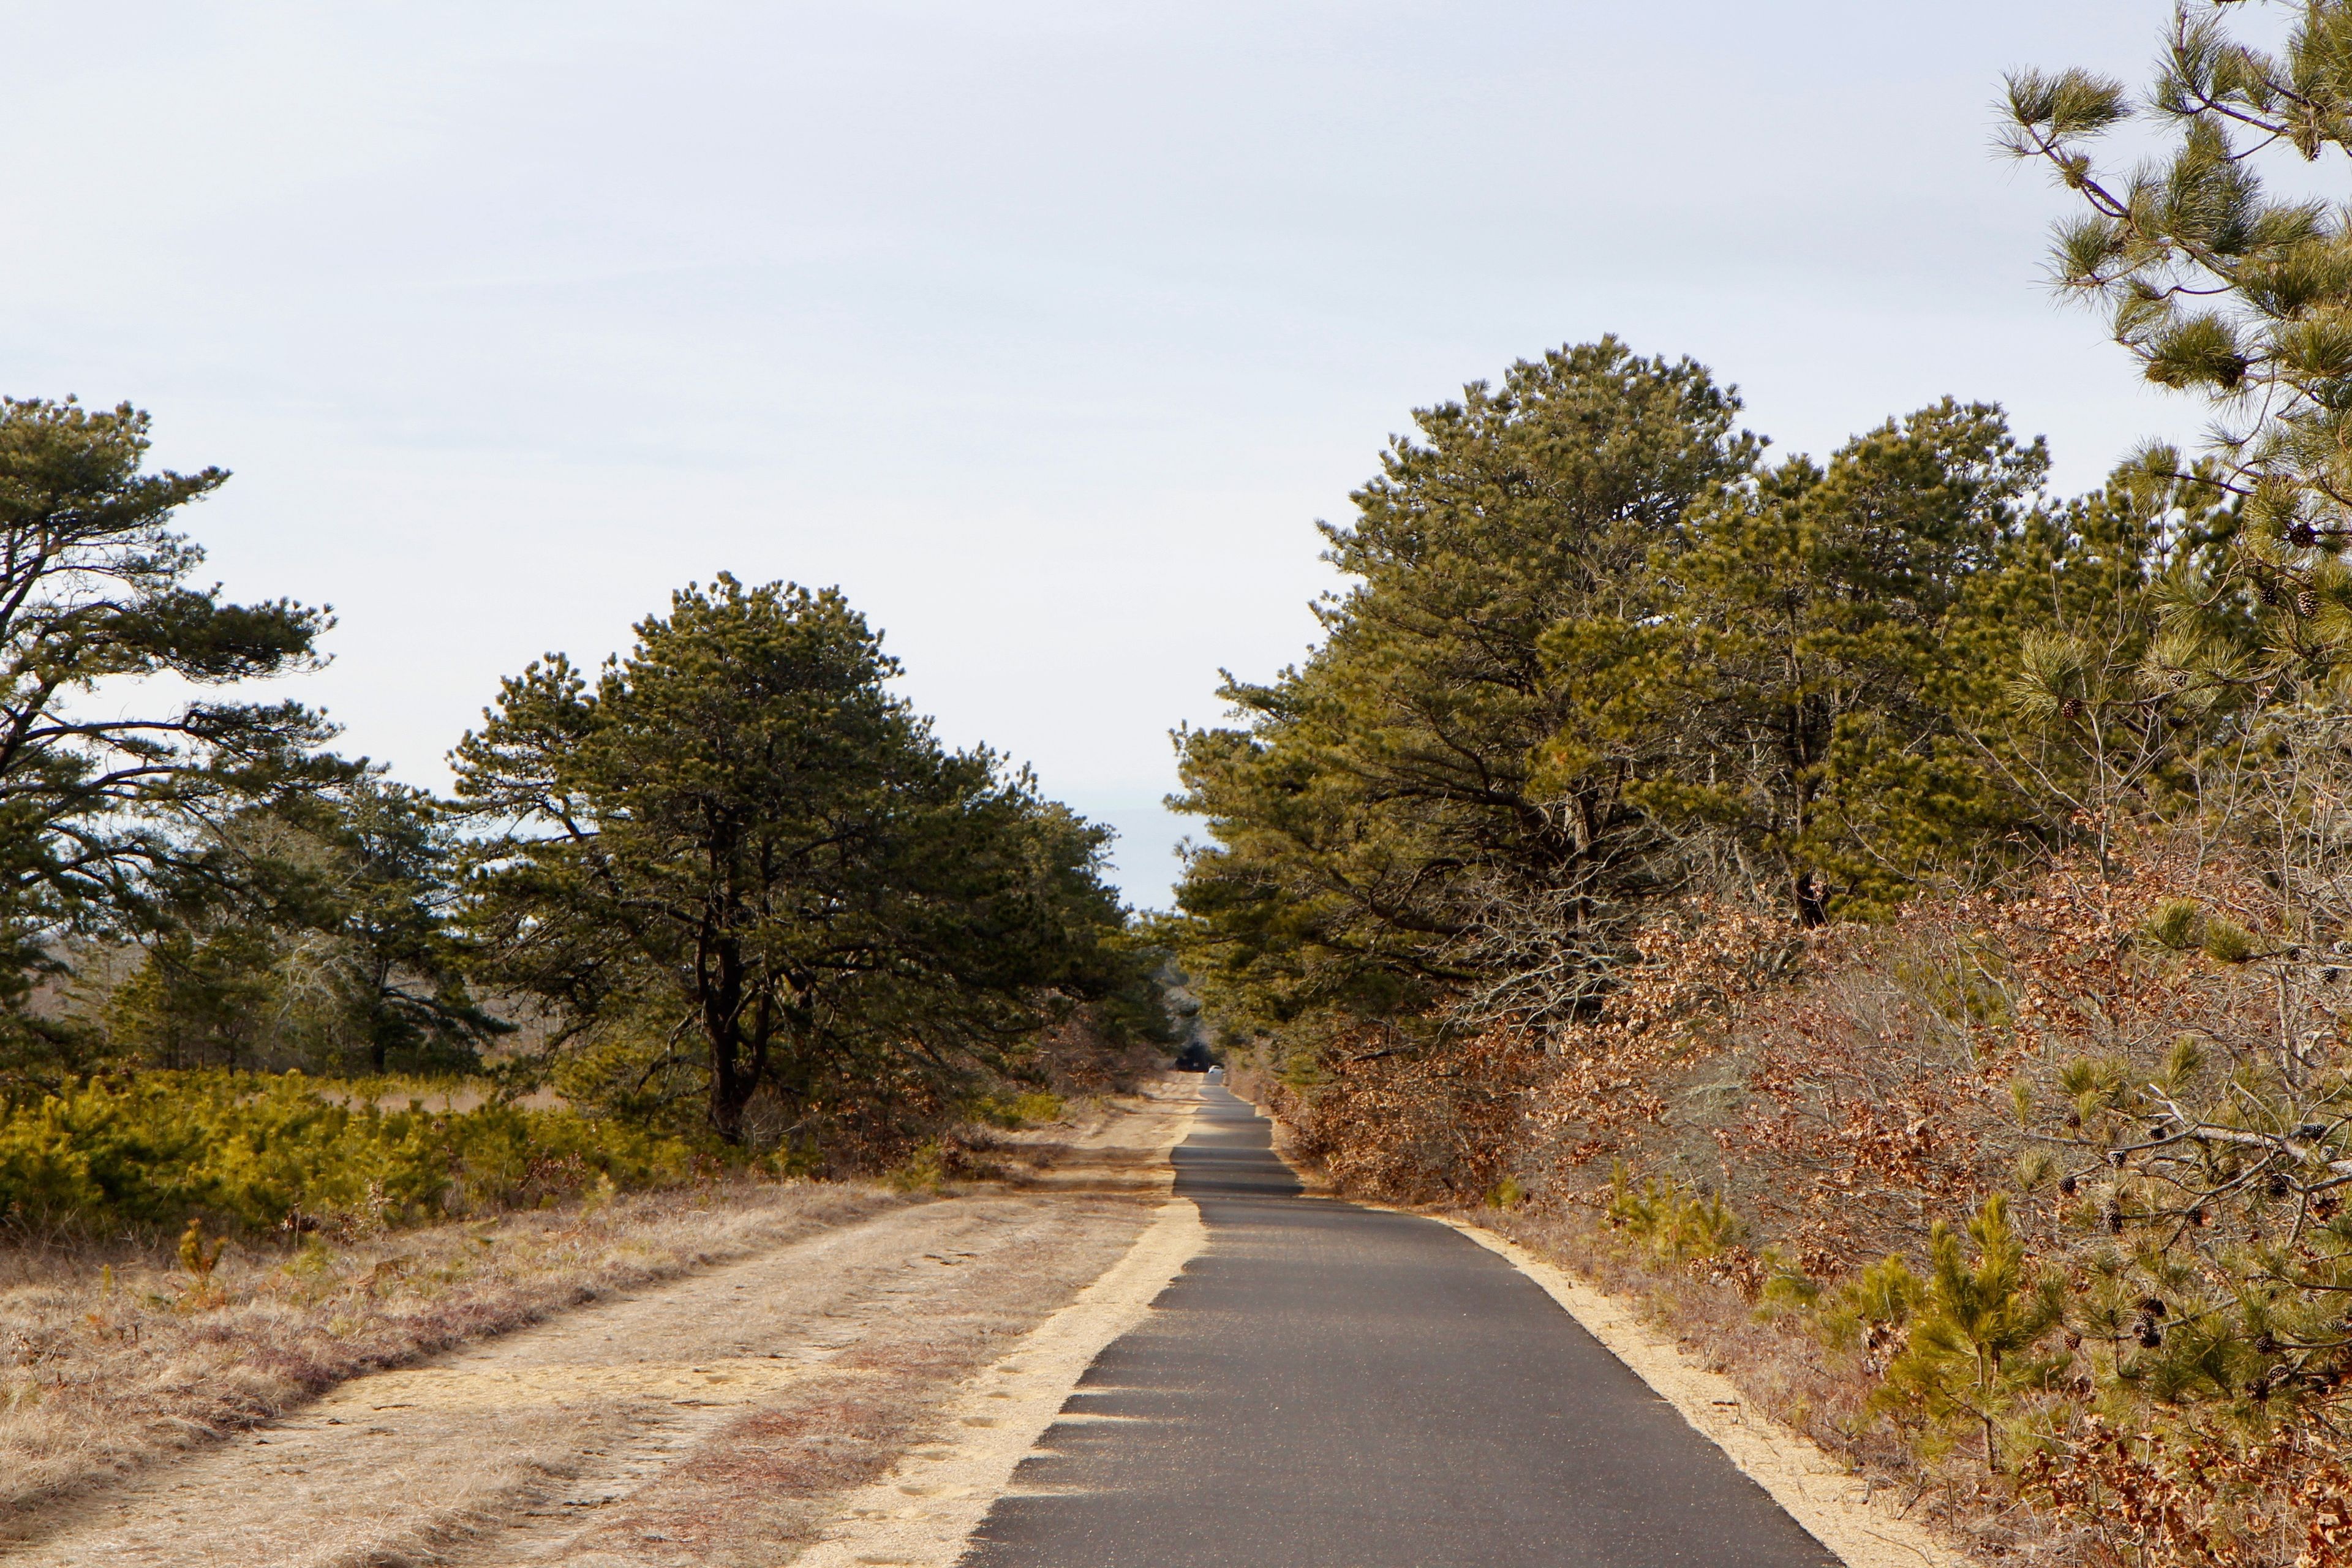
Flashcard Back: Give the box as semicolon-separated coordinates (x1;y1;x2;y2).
2136;899;2265;963
544;1007;712;1134
1756;1250;1822;1315
2145;898;2204;950
455;576;1134;1150
967;1090;1065;1129
2200;914;2261;964
2005;4;2352;697
1171;340;1757;1039
94;775;504;1076
290;775;506;1071
0;398;342;1081
1169;337;2231;1075
1815;1254;1926;1353
0;1071;690;1235
1571;398;2115;916
1607;1165;1744;1264
884;1140;949;1193
1872;1196;2067;1468
176;1215;223;1281
107;926;281;1071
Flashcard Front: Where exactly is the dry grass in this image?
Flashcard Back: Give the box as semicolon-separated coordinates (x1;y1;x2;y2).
553;1207;1154;1567
0;1177;913;1526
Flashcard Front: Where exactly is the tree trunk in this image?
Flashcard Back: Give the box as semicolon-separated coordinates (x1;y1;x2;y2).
1794;869;1828;927
707;1033;755;1144
701;935;753;1142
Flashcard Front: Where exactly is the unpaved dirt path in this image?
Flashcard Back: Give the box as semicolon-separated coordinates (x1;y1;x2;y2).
0;1084;1200;1568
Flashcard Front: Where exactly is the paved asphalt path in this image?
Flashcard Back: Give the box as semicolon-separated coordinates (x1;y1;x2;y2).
962;1084;1838;1568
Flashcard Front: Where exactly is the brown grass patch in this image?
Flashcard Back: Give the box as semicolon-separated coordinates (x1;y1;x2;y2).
544;1197;1159;1567
0;1177;910;1529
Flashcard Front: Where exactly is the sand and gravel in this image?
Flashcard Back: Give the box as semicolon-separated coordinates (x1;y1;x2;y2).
0;1082;1202;1568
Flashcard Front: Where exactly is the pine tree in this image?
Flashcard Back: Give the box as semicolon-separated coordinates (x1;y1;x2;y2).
1170;340;1757;1036
1874;1194;2067;1470
454;576;1129;1144
2004;4;2352;696
0;398;339;1080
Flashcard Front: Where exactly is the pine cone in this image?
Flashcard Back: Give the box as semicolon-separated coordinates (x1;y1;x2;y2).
2290;521;2320;548
2261;578;2283;606
2060;1174;2079;1196
2059;696;2083;722
2300;588;2321;618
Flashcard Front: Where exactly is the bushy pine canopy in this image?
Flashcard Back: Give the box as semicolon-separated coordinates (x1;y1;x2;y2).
1172;341;1755;1033
1170;342;2214;1049
455;576;1138;1143
2005;1;2352;696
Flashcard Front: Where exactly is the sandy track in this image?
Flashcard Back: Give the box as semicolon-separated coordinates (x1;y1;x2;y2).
0;1084;1200;1568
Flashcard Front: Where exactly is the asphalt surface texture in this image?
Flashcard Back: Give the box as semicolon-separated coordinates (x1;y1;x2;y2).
962;1083;1838;1568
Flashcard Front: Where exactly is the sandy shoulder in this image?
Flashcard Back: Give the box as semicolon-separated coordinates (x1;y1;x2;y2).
0;1081;1205;1568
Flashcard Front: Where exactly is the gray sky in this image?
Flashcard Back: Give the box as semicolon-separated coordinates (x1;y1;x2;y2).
6;1;2204;905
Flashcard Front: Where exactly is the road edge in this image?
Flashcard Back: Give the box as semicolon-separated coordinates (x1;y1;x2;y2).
1226;1087;1966;1568
1438;1217;1969;1568
788;1109;1207;1567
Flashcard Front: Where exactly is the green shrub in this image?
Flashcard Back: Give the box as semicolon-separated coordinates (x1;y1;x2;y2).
1754;1248;1822;1317
1815;1253;1926;1352
1606;1164;1744;1263
1870;1194;2067;1469
0;1071;693;1236
885;1140;949;1193
966;1090;1066;1129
